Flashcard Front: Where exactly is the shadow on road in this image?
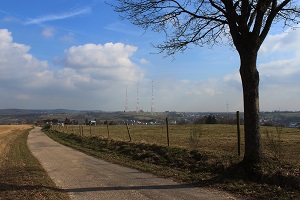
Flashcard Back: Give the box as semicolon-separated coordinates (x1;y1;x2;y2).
0;182;197;193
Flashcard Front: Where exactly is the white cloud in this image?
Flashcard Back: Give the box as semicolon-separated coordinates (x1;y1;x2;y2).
255;28;300;111
144;78;243;112
259;28;300;78
0;29;48;81
60;32;75;43
0;29;146;110
260;28;300;56
139;58;150;65
25;7;91;25
1;16;19;22
0;26;299;112
105;22;142;36
220;26;300;111
62;43;144;83
259;59;300;77
204;27;300;111
42;27;55;38
223;73;242;93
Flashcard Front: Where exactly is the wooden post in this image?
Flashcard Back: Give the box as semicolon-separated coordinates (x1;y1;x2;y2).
236;111;241;156
166;117;170;147
106;121;110;138
89;125;92;136
125;122;132;142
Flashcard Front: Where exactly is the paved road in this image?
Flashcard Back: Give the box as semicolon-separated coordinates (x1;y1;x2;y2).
28;127;240;200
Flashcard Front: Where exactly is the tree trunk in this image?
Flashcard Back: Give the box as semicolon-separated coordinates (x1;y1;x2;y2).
239;50;262;165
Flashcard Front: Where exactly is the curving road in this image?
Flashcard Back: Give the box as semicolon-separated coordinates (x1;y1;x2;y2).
28;127;240;200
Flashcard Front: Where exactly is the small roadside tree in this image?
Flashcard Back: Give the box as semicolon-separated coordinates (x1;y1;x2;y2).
205;115;217;124
112;0;300;166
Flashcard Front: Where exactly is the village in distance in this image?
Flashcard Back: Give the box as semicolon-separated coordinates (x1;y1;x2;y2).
0;108;300;129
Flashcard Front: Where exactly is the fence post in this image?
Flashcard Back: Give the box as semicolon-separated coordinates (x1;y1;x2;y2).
125;122;132;142
89;125;92;136
236;111;241;156
166;117;170;147
106;121;110;138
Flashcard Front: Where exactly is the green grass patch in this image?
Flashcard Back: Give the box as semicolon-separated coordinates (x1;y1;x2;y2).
44;127;300;200
0;128;69;200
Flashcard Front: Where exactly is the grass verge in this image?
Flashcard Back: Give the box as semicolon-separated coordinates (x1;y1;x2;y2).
0;128;69;200
44;129;300;200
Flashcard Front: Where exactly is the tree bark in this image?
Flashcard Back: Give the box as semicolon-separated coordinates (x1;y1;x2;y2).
239;49;262;164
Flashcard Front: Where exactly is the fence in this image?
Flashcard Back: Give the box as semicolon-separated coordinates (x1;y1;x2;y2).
51;123;244;156
50;120;300;166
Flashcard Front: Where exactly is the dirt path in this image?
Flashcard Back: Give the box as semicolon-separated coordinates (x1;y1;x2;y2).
28;127;240;200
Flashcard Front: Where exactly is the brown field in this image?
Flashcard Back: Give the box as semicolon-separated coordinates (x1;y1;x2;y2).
0;125;69;199
52;124;300;167
0;125;32;164
0;124;31;135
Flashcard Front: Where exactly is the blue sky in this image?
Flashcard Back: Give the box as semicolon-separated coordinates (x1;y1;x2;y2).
0;0;299;112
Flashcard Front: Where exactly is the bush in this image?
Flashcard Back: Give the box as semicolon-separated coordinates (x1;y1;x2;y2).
205;115;217;124
189;125;202;149
263;126;283;161
42;123;51;130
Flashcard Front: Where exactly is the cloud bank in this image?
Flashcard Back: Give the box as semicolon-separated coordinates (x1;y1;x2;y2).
0;27;299;112
0;29;145;110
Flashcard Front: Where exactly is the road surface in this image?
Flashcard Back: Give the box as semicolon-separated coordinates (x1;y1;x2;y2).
28;127;240;200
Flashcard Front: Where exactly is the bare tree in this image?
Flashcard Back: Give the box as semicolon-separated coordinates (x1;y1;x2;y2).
112;0;300;165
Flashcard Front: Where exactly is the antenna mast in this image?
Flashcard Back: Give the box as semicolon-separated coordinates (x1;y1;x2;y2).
125;85;128;112
227;101;229;114
136;82;140;113
151;80;155;115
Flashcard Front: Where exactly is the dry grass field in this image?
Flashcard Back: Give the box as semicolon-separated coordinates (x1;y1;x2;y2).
0;125;69;199
53;124;300;167
0;125;32;164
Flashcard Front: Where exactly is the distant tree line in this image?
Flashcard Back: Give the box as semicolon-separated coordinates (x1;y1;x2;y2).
193;115;244;125
193;115;217;124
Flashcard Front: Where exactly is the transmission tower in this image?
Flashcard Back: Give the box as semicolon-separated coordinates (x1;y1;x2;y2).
227;101;229;114
136;82;140;113
151;80;155;115
125;85;128;112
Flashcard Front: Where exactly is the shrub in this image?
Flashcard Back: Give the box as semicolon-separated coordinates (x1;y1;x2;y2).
205;115;217;124
189;125;203;150
42;123;51;130
263;126;283;161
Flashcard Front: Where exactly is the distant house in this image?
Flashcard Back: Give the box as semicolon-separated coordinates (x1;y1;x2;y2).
89;120;96;126
289;122;300;128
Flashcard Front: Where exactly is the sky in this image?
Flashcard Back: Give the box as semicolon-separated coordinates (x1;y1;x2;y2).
0;0;299;112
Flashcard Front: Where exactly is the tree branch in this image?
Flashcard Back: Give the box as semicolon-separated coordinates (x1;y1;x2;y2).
260;0;292;44
111;0;300;56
